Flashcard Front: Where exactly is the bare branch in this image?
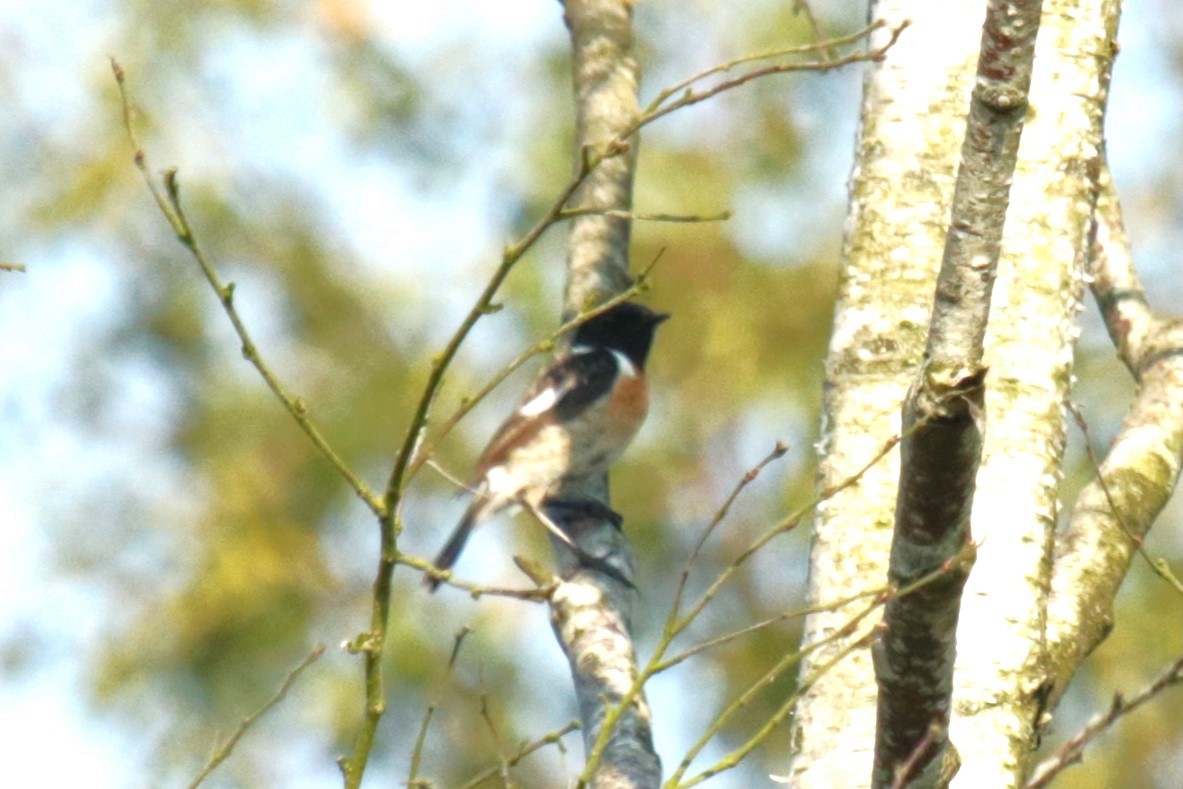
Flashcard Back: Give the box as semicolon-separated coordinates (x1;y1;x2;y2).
791;0;838;60
889;724;946;789
188;644;325;789
642;21;891;119
673;425;913;646
560;207;732;223
407;627;471;787
1067;402;1183;597
1045;161;1183;712
676;630;880;789
1086;151;1155;378
654;587;886;675
1026;654;1183;788
394;554;552;601
668;606;882;788
477;691;514;787
873;0;1044;784
669;441;790;621
633;22;909;136
459;721;581;789
111;60;384;518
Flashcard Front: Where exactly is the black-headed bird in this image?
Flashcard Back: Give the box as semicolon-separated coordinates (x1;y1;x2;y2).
424;301;668;591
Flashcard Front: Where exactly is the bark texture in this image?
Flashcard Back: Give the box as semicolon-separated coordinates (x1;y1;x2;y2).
553;3;657;787
790;0;1122;786
873;1;1043;786
948;1;1118;784
562;0;639;315
788;2;984;785
1044;168;1183;709
547;504;659;789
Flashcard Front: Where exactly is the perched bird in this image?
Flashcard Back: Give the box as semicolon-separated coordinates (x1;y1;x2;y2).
424;301;669;591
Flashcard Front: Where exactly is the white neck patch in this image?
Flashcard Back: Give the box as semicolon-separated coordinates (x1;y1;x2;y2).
611;349;637;378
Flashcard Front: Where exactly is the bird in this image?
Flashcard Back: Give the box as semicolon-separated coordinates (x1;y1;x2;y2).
424;301;669;591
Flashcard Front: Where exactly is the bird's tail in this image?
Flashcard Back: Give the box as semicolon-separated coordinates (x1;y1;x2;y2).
424;493;494;592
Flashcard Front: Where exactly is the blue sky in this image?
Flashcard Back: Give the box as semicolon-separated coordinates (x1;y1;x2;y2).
3;1;1183;786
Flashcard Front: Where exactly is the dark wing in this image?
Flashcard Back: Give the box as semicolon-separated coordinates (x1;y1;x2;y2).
473;349;618;476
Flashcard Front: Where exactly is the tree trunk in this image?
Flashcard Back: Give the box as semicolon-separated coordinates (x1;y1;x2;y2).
788;0;1122;785
788;2;983;783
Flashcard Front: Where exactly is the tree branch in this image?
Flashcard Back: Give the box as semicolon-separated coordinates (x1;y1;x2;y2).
545;502;660;789
873;0;1043;785
1044;166;1183;709
458;721;582;789
187;644;325;789
552;4;657;787
111;59;385;519
407;628;471;787
1026;653;1183;788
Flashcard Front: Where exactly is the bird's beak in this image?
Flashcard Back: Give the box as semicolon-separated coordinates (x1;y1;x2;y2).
652;312;671;324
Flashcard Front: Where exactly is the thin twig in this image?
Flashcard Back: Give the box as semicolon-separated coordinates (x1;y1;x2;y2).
187;644;325;789
643;21;885;117
666;602;882;787
477;691;514;787
653;584;891;674
792;0;838;60
559;207;732;223
396;554;553;600
407;627;471;787
459;721;581;789
1026;653;1183;788
674;630;880;788
0;262;26;272
1086;169;1155;377
634;22;909;135
891;723;945;789
671;441;790;622
424;458;473;493
1068;402;1183;597
111;60;384;518
669;421;914;648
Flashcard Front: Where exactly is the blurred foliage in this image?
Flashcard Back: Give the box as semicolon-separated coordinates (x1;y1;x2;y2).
4;0;1183;787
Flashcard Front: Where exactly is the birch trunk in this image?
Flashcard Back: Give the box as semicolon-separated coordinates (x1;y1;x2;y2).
788;0;1121;785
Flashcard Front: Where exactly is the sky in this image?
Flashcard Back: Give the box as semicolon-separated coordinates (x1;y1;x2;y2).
3;1;1183;787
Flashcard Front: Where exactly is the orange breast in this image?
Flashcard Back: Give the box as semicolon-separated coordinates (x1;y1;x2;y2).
607;374;649;443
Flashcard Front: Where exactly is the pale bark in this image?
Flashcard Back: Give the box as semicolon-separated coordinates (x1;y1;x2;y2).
949;1;1118;784
546;503;659;789
1043;169;1183;711
561;0;639;315
874;0;1044;780
552;2;658;787
788;3;983;785
790;0;1122;787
